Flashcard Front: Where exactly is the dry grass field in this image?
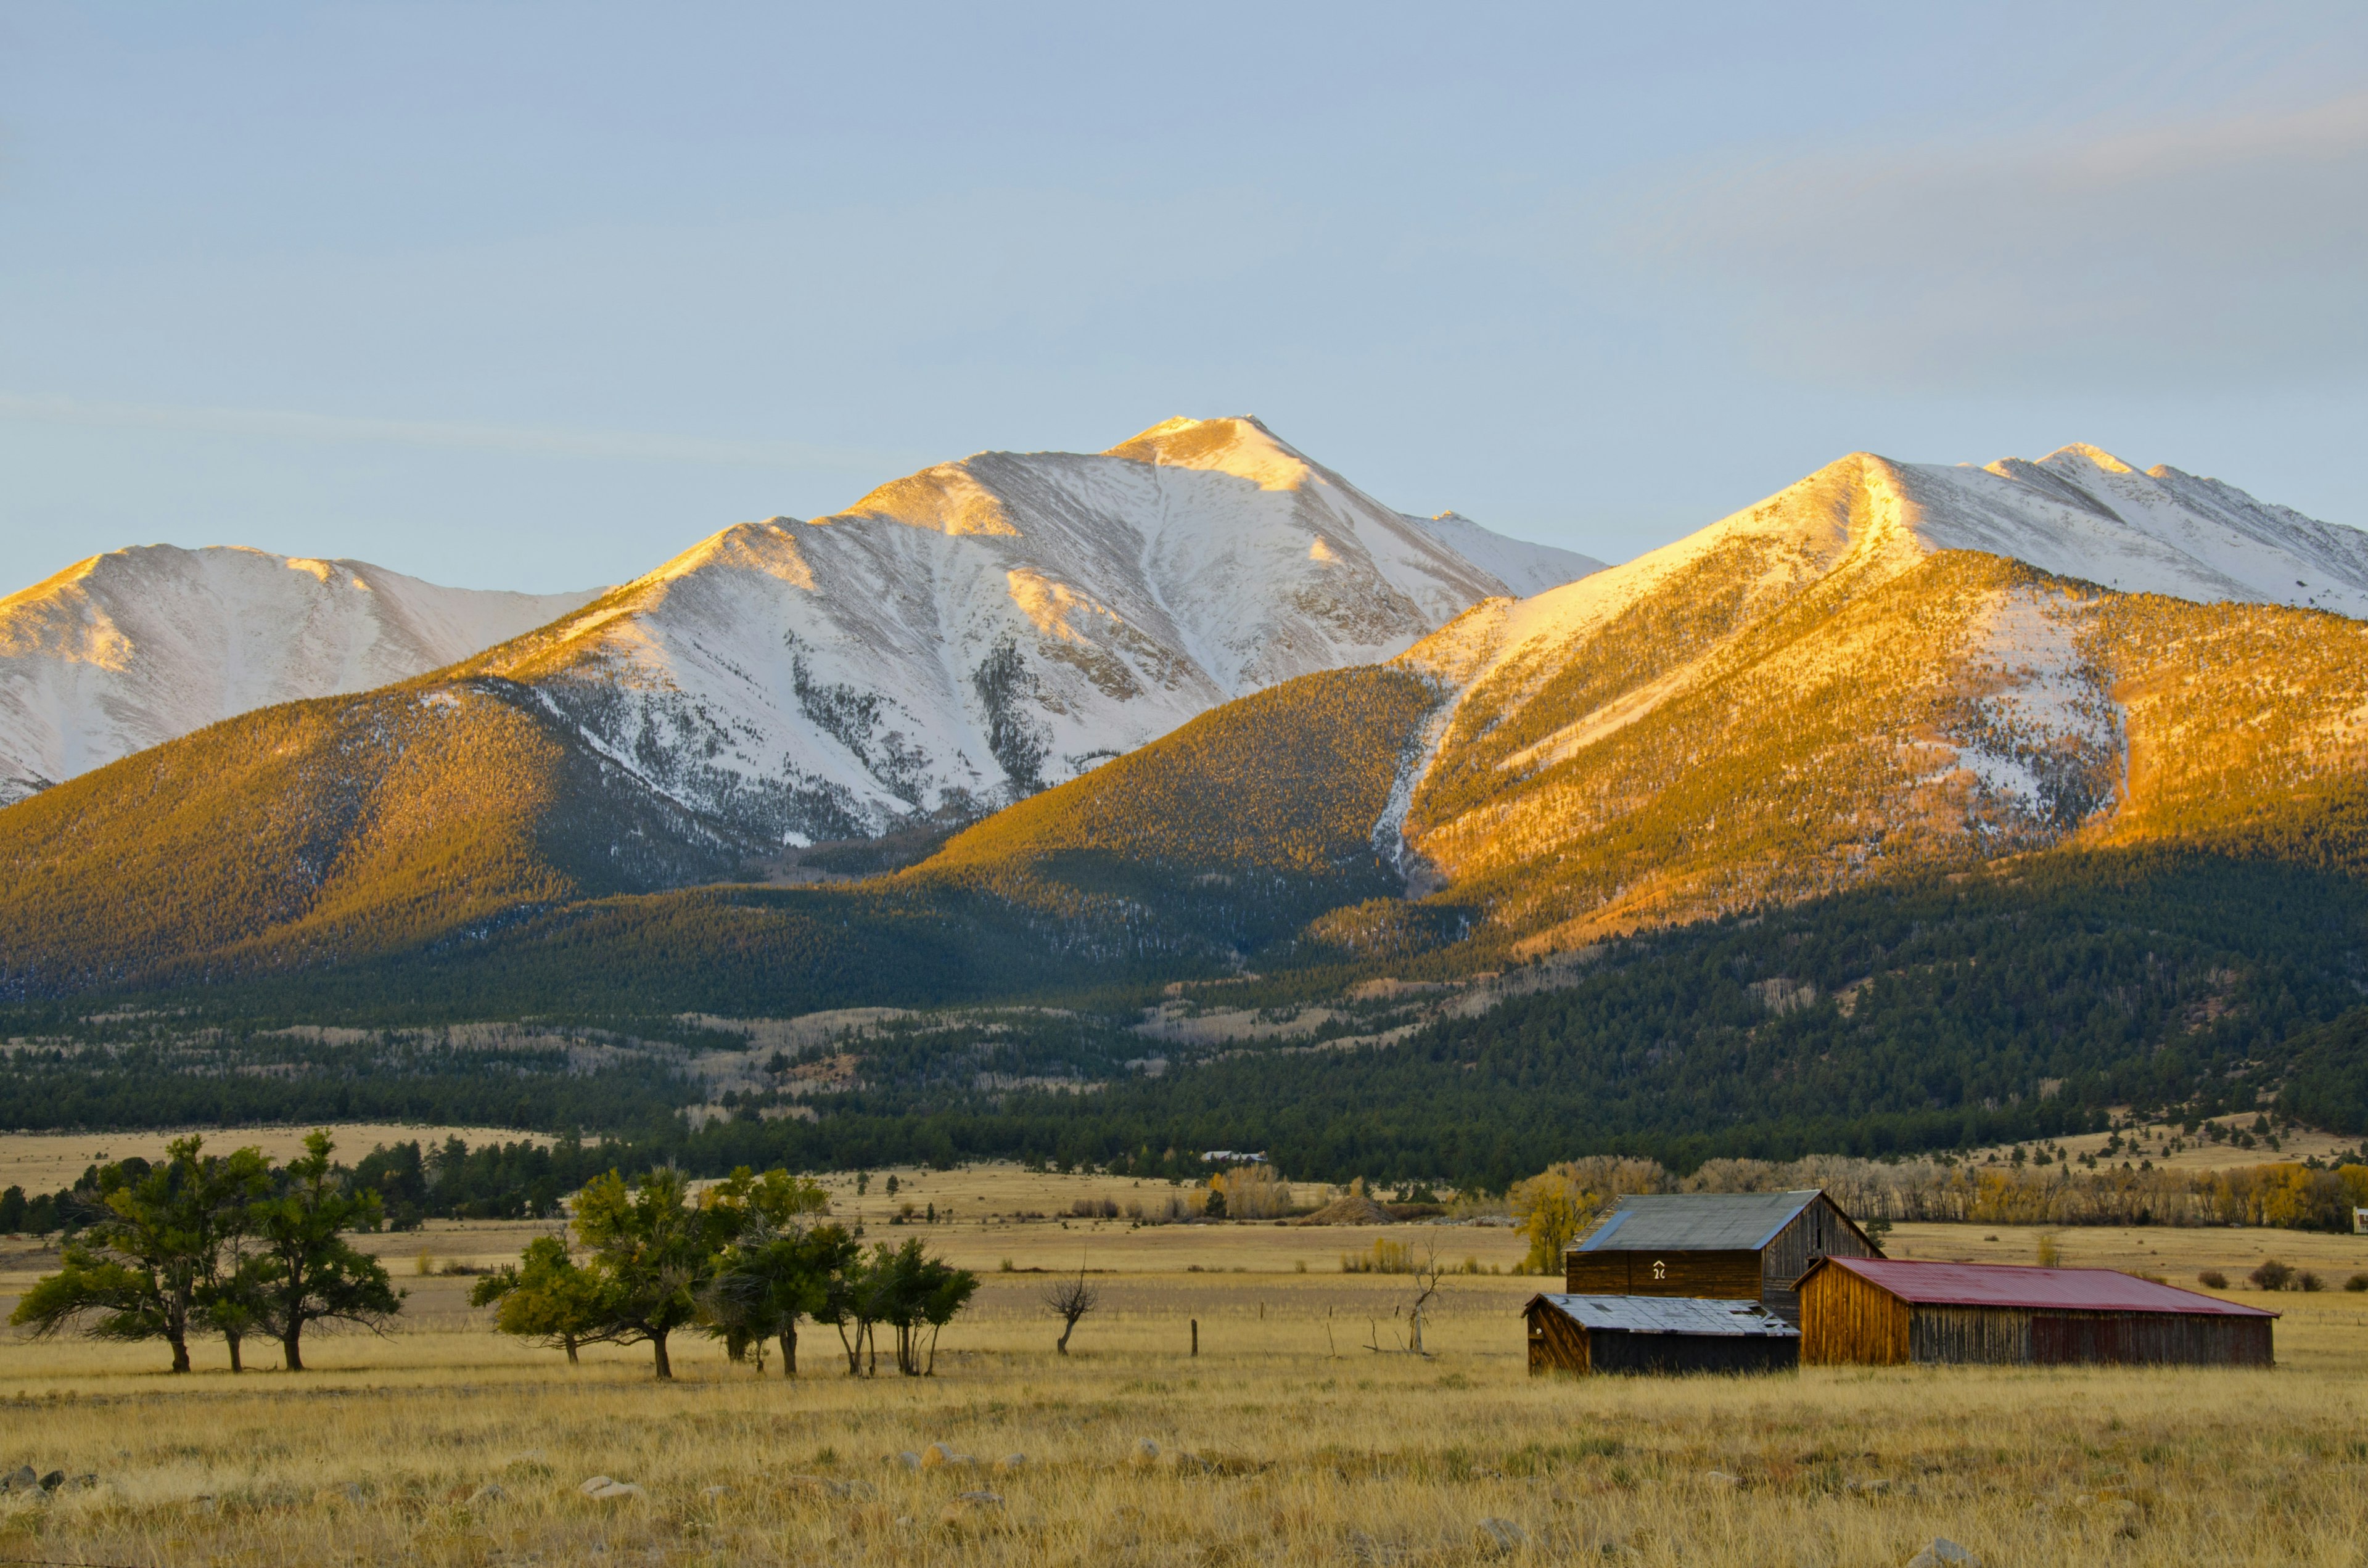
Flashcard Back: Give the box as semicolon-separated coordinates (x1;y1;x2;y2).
3;1170;2366;1567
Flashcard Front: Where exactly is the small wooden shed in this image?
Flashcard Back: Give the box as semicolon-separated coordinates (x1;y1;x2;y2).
1797;1257;2278;1367
1524;1293;1800;1376
1564;1190;1881;1323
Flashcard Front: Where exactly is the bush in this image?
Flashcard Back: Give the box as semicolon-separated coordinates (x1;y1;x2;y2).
2248;1259;2294;1291
2344;1273;2368;1292
2298;1271;2324;1292
2198;1270;2229;1290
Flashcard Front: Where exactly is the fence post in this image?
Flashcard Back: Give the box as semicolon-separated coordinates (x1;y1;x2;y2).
1191;1318;1199;1357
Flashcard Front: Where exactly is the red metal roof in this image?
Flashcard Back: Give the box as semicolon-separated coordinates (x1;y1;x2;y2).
1805;1256;2278;1317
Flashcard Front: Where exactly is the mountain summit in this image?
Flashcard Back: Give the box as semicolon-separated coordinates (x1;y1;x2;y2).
450;416;1601;846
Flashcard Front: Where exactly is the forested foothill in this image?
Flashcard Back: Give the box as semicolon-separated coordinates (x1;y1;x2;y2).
8;845;2366;1220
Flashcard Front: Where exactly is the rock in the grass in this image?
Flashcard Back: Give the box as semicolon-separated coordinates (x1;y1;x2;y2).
993;1453;1027;1473
1847;1477;1892;1495
467;1484;507;1505
195;1495;218;1513
701;1485;731;1501
920;1443;952;1468
67;1474;97;1493
1171;1451;1215;1475
895;1451;924;1471
1701;1470;1743;1488
1133;1439;1161;1464
786;1474;867;1499
1473;1517;1528;1555
586;1481;645;1502
1906;1540;1979;1568
578;1475;617;1496
2;1466;32;1492
38;1471;64;1492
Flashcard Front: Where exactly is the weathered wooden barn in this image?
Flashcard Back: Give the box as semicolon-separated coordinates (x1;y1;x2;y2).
1523;1293;1800;1376
1564;1191;1881;1323
1797;1257;2278;1367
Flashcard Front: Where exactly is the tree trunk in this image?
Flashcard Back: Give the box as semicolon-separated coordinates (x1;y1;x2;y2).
926;1324;941;1376
779;1321;798;1379
563;1336;579;1366
651;1331;673;1381
168;1332;191;1374
1056;1320;1074;1355
226;1332;244;1374
283;1323;305;1372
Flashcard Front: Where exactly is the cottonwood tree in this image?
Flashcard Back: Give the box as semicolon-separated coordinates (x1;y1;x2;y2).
472;1235;610;1365
1043;1263;1100;1356
250;1131;404;1370
10;1137;268;1373
572;1167;727;1380
699;1168;851;1377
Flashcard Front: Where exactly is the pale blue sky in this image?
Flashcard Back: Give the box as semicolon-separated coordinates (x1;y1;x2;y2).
4;2;2364;591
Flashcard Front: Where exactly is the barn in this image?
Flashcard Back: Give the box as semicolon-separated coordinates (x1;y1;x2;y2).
1797;1256;2278;1367
1523;1294;1800;1376
1565;1190;1881;1323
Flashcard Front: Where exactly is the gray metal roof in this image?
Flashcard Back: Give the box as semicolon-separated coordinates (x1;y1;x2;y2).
1571;1191;1827;1253
1526;1293;1799;1337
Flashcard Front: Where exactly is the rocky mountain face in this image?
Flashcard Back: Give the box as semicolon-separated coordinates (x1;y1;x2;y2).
0;546;601;805
450;416;1601;848
1385;446;2368;953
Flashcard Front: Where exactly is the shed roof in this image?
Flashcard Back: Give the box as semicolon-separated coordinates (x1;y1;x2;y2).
1526;1294;1801;1338
1571;1191;1835;1253
1801;1257;2279;1318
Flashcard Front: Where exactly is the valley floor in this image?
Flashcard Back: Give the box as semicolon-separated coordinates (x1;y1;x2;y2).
3;1205;2366;1566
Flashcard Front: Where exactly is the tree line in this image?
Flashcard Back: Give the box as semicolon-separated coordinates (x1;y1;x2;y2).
9;1132;400;1373
471;1167;977;1379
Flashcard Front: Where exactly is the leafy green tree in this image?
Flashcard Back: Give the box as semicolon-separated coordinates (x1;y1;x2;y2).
249;1130;404;1371
0;1186;24;1233
843;1239;978;1376
9;1137;267;1373
471;1234;609;1365
572;1167;727;1379
698;1168;847;1377
197;1250;275;1373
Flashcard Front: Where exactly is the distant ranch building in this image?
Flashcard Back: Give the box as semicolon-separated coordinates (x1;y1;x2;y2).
1566;1190;1880;1323
1524;1294;1799;1376
1798;1257;2277;1367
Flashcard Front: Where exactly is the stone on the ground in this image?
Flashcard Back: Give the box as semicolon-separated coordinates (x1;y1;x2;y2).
895;1451;924;1471
1474;1517;1528;1555
1702;1470;1743;1488
939;1489;1005;1525
1133;1439;1161;1464
1906;1540;1979;1568
38;1471;64;1492
2;1466;33;1492
701;1485;730;1500
578;1476;615;1496
468;1484;507;1505
994;1453;1026;1472
1848;1477;1893;1495
586;1480;644;1501
920;1443;952;1468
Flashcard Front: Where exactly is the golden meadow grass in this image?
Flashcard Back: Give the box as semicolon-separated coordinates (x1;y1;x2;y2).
4;1204;2367;1566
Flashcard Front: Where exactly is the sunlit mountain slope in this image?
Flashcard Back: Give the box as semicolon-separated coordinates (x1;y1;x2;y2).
453;416;1598;845
1389;447;2368;951
0;546;601;805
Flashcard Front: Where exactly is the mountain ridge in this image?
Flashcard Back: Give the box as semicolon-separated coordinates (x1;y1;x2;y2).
0;544;602;805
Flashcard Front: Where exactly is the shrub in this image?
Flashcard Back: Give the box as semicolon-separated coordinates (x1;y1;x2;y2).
2198;1270;2229;1290
2298;1271;2324;1292
2344;1274;2368;1292
2248;1259;2294;1291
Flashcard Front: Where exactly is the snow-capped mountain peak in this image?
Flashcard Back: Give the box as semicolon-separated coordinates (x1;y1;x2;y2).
450;417;1603;848
0;544;603;804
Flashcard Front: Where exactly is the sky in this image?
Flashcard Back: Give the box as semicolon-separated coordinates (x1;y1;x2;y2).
4;2;2365;592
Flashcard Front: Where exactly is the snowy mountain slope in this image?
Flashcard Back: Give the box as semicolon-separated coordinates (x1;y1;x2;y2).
1401;511;1604;597
0;546;601;805
454;416;1600;846
1383;444;2368;951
